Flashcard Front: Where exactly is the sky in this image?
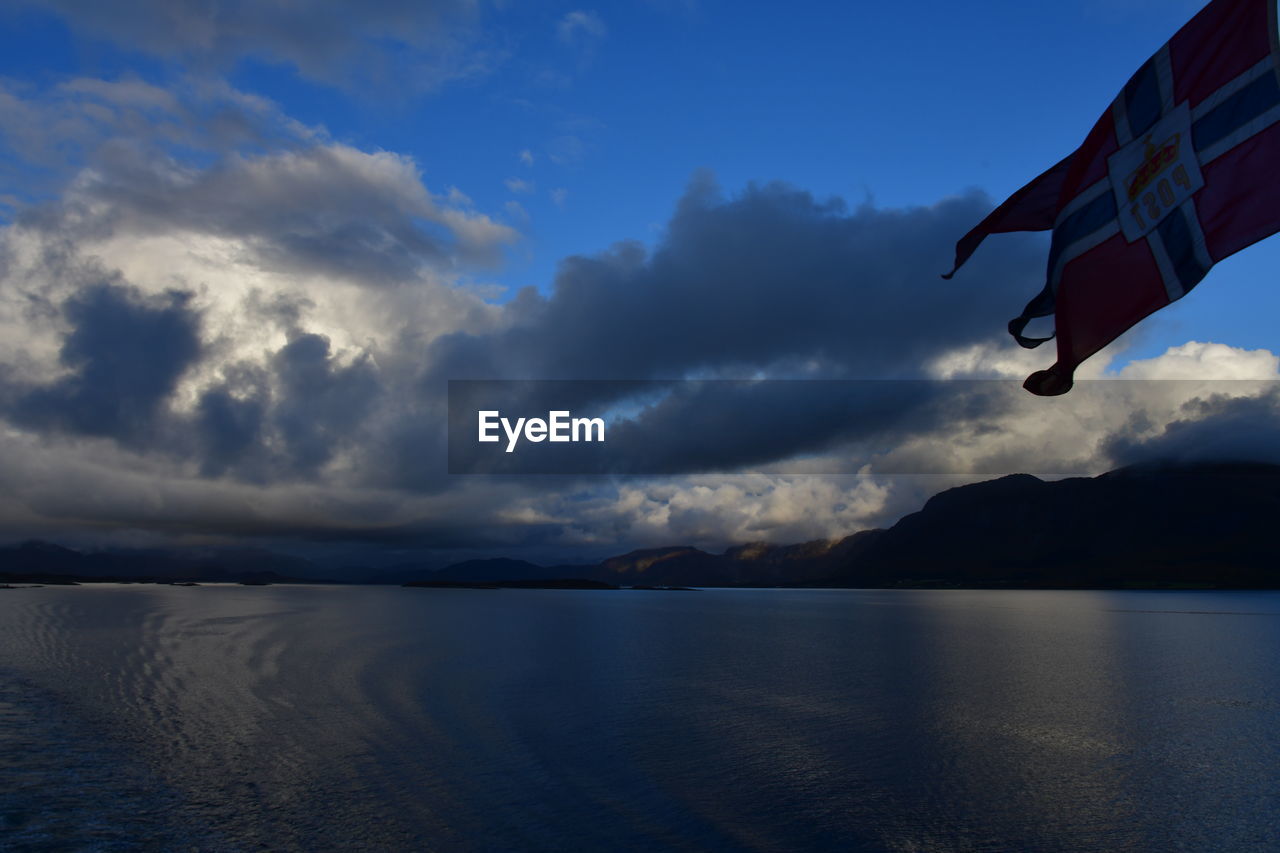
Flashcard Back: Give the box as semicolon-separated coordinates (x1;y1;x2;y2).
2;0;1280;570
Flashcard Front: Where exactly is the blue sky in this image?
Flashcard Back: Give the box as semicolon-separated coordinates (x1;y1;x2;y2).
1;0;1279;564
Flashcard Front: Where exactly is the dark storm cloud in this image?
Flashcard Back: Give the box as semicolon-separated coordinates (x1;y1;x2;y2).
1104;385;1280;467
602;380;1013;475
12;283;201;443
1;280;382;480
447;379;1019;476
426;176;1045;478
25;0;495;91
270;333;380;475
194;362;270;478
0;164;1086;552
429;175;1048;383
188;333;383;482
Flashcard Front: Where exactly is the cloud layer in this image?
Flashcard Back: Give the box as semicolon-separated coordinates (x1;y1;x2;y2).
1;55;1278;564
23;0;496;90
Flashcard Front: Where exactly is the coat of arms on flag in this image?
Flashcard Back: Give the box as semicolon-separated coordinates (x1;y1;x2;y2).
946;0;1280;395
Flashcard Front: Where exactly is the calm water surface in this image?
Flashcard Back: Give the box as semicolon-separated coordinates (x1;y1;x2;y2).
1;585;1278;851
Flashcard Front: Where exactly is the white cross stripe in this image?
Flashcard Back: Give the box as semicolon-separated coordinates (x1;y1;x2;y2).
1053;177;1110;226
1110;45;1173;147
1198;102;1280;163
1111;96;1134;147
1183;197;1215;271
1190;55;1276;121
1147;200;1213;301
1146;227;1186;300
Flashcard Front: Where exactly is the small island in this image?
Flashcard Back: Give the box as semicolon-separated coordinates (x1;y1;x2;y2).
404;578;618;590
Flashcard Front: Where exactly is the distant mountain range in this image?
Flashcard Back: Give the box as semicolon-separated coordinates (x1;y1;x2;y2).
0;540;323;585
7;462;1280;589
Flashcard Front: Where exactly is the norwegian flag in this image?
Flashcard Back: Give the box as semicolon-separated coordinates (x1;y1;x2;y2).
946;0;1280;395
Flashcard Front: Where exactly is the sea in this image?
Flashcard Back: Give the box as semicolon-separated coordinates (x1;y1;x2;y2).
1;585;1278;852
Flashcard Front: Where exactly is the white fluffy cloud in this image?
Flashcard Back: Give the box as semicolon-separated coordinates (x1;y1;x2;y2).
1117;341;1280;379
0;74;524;526
520;473;901;551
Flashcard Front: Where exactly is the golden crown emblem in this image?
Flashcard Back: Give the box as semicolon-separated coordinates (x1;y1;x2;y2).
1126;132;1181;201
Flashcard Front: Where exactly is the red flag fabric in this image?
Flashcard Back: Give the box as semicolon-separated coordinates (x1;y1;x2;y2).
949;0;1280;395
942;155;1071;280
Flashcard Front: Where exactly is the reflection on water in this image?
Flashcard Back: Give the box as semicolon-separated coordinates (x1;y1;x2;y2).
1;586;1279;851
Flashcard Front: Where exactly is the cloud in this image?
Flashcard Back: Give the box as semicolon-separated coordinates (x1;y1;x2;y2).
557;10;607;46
1117;341;1280;379
6;63;1280;562
1103;387;1280;467
22;138;518;284
427;173;1047;384
448;379;1001;478
0;269;388;483
10;282;201;443
0;75;315;196
0;424;554;556
546;134;586;165
518;149;535;166
266;332;380;476
503;200;530;224
0;74;515;495
430;174;1174;486
879;340;1280;480
549;473;902;550
504;177;535;194
192;363;269;479
25;0;499;92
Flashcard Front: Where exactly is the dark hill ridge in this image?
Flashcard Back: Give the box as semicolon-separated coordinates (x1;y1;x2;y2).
0;541;322;585
429;558;551;583
7;462;1280;588
413;462;1280;589
838;461;1280;588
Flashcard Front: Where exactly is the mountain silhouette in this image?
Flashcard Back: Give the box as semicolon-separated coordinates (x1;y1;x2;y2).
412;462;1280;588
832;461;1280;588
8;462;1280;589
